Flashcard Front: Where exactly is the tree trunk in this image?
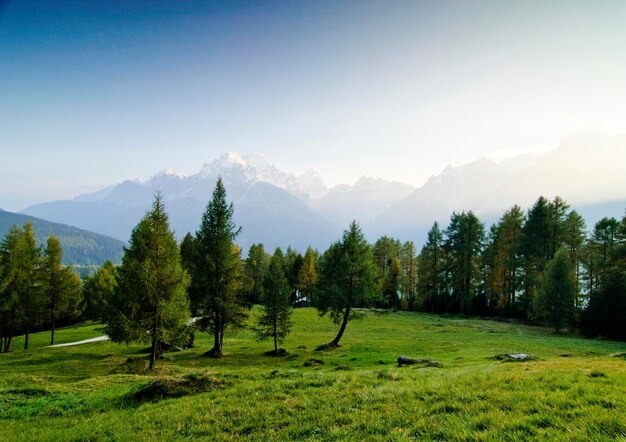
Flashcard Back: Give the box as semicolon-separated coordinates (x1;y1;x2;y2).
329;303;351;347
149;319;157;370
24;319;29;350
50;318;55;346
205;314;223;357
273;319;278;353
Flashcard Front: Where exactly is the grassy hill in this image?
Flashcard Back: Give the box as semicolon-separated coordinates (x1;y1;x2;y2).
0;308;625;440
0;209;124;267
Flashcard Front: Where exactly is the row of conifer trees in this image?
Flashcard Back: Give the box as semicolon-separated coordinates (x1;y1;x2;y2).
2;178;625;363
0;223;81;351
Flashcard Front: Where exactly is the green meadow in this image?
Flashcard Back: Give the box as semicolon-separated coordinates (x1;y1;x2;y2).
1;308;625;441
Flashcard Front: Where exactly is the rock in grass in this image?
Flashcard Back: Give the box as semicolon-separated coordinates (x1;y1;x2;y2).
490;353;536;362
397;356;443;368
398;356;418;365
303;358;324;367
333;364;351;371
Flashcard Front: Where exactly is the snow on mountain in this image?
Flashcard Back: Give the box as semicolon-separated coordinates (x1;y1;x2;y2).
23;152;341;251
21;134;626;251
296;169;328;199
196;152;308;197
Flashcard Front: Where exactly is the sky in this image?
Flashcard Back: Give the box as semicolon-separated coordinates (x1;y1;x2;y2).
2;0;626;211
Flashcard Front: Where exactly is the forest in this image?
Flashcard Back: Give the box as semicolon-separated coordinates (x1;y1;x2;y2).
1;178;625;366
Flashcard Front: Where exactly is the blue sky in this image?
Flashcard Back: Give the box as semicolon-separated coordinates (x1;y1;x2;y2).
2;1;626;211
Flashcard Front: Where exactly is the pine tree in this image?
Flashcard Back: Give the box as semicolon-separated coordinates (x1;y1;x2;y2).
193;178;246;357
43;236;81;345
533;248;576;333
399;241;417;310
297;246;317;304
255;248;292;353
284;247;303;303
82;261;116;323
106;195;190;369
520;196;552;317
562;211;586;307
485;205;524;314
0;226;25;352
444;211;485;315
244;243;271;305
19;222;42;350
315;221;375;349
417;222;445;312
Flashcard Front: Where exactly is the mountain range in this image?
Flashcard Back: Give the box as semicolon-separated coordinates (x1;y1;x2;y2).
21;133;626;257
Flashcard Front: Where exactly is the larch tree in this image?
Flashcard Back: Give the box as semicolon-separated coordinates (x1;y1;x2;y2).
417;222;446;312
533;248;576;333
486;205;524;314
0;226;25;352
19;222;42;351
520;196;552;316
255;247;292;354
399;241;417;311
244;243;271;305
43;235;81;345
297;246;318;303
283;247;303;303
82;260;116;323
193;178;247;357
106;195;190;370
444;211;485;315
315;221;375;349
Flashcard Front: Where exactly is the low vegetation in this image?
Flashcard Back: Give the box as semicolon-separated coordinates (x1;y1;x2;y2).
1;308;625;440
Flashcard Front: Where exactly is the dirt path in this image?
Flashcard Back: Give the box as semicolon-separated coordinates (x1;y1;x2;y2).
47;335;109;348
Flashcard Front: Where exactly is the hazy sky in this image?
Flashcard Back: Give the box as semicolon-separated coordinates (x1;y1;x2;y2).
2;1;626;211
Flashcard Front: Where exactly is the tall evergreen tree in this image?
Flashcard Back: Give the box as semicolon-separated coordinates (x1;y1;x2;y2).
284;247;303;303
520;196;552;317
0;226;26;352
399;241;418;310
82;260;116;323
19;222;42;350
562;210;586;306
255;248;292;353
106;195;190;369
444;211;485;315
547;196;570;258
315;221;375;349
417;222;445;312
43;236;81;345
193;178;247;357
533;248;576;333
297;246;318;303
244;244;271;305
485;205;524;314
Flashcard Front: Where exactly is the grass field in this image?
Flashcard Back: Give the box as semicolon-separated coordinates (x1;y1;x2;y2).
1;308;625;441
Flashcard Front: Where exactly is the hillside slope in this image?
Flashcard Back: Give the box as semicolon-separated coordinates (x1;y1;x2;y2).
0;209;124;266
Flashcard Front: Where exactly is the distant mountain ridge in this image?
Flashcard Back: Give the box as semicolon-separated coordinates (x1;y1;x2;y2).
21;133;626;251
24;153;344;252
375;132;626;242
0;209;124;266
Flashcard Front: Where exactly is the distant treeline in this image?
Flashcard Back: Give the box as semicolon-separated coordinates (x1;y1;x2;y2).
0;223;82;351
2;183;625;363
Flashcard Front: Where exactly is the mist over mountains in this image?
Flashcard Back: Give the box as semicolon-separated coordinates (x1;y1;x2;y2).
22;133;626;253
